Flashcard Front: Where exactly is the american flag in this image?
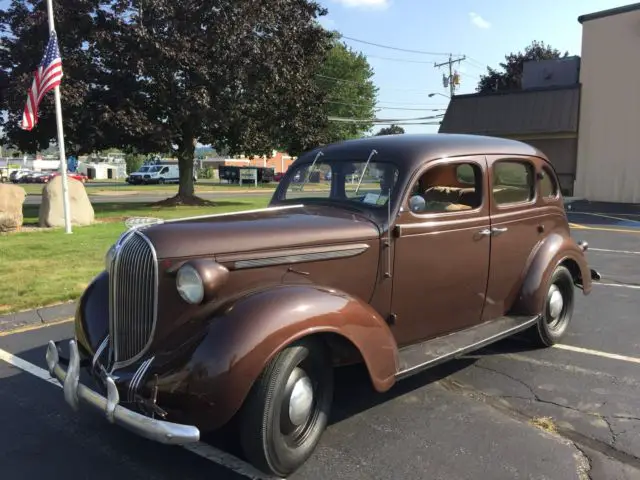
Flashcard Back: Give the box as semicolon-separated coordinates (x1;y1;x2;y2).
20;31;63;131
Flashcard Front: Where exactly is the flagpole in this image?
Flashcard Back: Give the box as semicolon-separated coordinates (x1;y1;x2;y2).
46;0;72;234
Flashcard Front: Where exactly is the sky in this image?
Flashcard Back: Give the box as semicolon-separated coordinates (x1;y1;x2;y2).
0;0;634;143
316;0;633;134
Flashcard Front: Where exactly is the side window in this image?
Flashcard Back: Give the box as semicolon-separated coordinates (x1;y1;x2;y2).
540;166;559;198
492;160;534;206
408;161;483;214
160;167;169;174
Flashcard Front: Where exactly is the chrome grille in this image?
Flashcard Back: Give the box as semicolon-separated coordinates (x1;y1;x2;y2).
108;230;158;370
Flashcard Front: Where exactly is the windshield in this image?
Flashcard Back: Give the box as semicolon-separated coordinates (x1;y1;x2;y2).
282;158;399;208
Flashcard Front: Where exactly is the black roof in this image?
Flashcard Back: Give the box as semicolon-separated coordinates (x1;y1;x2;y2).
578;3;640;23
438;85;580;136
298;133;547;169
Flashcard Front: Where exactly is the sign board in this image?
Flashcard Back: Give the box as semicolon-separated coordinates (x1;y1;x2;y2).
239;168;258;187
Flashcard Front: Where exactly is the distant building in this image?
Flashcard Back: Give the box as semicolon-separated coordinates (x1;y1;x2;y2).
439;57;581;196
574;3;640;203
440;2;640;203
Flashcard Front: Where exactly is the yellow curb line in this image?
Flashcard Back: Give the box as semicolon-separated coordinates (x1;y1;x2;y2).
571;223;640;234
0;317;73;337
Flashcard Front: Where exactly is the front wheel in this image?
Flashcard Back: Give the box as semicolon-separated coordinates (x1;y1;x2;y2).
239;337;334;477
529;265;575;347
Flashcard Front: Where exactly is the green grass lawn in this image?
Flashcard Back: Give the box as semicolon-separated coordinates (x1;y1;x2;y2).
0;197;269;315
19;182;281;196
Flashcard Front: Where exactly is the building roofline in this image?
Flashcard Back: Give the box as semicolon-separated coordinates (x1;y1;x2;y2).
578;2;640;23
451;83;580;100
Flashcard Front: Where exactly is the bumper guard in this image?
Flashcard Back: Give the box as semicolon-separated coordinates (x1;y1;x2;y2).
45;339;200;445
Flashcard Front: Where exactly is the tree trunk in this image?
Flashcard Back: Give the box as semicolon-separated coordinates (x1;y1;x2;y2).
178;133;196;198
153;130;214;206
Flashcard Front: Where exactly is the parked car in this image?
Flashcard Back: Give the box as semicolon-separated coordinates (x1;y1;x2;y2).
45;134;600;477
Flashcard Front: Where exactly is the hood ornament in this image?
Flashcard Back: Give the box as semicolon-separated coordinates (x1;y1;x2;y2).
124;217;165;230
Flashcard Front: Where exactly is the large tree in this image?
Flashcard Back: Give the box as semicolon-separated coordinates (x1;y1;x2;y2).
1;0;335;204
375;124;404;136
315;38;377;144
476;40;569;93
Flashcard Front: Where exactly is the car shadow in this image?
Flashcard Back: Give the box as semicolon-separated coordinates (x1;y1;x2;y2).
9;334;540;465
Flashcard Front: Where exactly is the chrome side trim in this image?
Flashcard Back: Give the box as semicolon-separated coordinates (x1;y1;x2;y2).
163;204;305;224
217;243;370;270
234;246;369;269
46;339;199;445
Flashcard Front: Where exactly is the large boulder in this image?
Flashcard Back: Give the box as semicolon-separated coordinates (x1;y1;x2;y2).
39;175;95;228
0;183;26;233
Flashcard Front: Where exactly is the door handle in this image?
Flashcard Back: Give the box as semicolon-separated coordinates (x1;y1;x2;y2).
478;228;492;236
491;227;508;235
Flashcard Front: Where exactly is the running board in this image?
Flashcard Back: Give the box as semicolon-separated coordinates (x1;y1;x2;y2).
395;315;540;380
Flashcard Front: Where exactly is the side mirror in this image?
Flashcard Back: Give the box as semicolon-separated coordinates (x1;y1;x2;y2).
408;195;425;212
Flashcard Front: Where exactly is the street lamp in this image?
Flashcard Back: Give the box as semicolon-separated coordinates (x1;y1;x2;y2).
428;93;450;99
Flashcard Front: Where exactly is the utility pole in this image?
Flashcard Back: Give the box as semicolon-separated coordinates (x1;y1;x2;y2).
434;54;466;97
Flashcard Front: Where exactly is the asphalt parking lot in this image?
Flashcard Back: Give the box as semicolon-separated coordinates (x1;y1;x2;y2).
2;202;640;479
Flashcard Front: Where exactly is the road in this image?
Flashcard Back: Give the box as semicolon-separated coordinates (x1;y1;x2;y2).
2;207;640;479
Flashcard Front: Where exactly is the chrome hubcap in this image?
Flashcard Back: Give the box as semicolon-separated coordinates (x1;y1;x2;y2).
547;284;564;321
284;367;314;428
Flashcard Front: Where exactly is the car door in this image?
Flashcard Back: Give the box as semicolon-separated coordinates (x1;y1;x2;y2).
482;155;542;321
389;156;491;347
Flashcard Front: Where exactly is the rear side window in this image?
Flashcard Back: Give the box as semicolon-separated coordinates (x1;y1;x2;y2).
492;160;535;205
540;166;559;198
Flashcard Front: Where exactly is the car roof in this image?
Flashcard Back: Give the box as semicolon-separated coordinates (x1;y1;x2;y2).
299;133;548;170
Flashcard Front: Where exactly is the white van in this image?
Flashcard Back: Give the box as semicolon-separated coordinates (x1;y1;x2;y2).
128;164;180;184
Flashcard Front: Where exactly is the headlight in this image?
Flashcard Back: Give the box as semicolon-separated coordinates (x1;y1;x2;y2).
105;244;116;270
176;264;205;304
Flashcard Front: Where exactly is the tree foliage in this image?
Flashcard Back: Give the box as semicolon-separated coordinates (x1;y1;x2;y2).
0;0;109;155
476;40;569;93
0;0;335;203
375;124;404;136
315;37;377;144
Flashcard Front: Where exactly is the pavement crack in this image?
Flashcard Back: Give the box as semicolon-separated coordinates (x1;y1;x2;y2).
572;443;594;480
472;363;617;445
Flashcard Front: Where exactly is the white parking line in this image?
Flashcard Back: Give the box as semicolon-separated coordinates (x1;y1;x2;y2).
577;211;640;224
595;282;640;291
0;348;278;480
590;247;640;255
553;344;640;365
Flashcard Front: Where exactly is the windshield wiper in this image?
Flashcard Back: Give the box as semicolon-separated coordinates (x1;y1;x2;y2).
354;149;378;195
297;151;324;191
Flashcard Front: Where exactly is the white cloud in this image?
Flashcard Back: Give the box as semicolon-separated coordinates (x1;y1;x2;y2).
469;12;491;29
333;0;390;9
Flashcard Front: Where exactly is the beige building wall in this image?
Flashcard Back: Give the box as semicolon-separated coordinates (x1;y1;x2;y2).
575;9;640;203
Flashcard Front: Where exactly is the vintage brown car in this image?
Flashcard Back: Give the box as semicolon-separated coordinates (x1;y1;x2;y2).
45;133;600;477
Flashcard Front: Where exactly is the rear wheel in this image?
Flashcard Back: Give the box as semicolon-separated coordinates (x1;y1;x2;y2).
239;337;333;477
529;265;575;347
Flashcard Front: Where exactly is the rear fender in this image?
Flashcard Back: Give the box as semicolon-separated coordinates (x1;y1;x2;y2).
511;232;593;316
166;284;399;431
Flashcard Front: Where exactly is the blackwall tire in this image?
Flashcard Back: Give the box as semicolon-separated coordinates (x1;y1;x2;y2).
529;265;575;347
239;337;333;477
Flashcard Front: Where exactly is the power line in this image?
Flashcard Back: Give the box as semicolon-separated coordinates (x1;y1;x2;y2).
327;100;445;111
316;74;452;96
339;35;461;57
328;113;444;124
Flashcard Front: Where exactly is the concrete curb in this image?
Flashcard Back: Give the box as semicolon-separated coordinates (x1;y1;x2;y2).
0;302;76;333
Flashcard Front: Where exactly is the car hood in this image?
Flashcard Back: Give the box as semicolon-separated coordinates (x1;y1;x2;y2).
140;204;381;259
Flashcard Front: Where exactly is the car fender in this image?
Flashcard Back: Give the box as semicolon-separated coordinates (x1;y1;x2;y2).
511;232;593;316
161;284;399;431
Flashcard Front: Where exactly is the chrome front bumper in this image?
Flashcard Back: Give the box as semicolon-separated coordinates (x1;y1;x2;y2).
45;339;200;445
